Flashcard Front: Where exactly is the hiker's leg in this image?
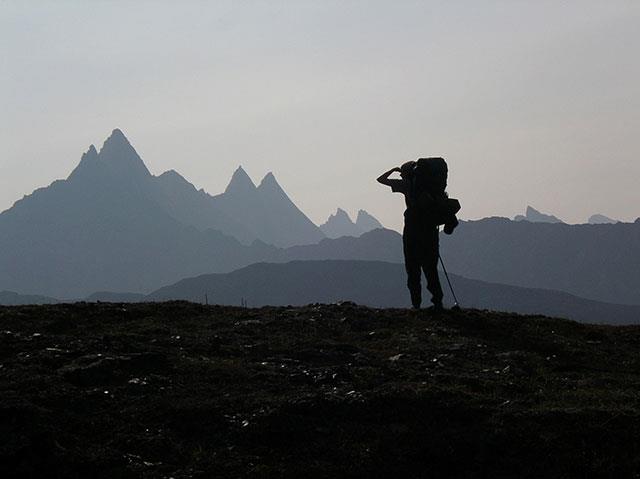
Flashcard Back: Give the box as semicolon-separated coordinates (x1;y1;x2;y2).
403;225;422;308
423;228;443;307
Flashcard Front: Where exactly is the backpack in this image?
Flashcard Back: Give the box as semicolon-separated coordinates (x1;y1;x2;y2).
411;157;461;226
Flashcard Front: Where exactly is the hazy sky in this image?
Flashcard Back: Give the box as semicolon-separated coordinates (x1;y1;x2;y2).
2;1;639;231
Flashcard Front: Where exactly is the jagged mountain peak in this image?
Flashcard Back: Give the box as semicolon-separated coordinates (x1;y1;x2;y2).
99;128;151;177
67;144;99;180
217;167;324;247
108;127;127;141
261;171;276;182
257;172;297;205
157;169;194;188
158;169;183;180
334;208;351;220
79;144;98;164
224;166;256;195
86;144;98;157
588;214;618;225
514;205;563;224
159;168;179;177
320;208;361;239
260;171;295;196
68;129;151;182
526;206;540;215
258;171;280;189
356;210;383;230
100;128;135;155
320;208;383;239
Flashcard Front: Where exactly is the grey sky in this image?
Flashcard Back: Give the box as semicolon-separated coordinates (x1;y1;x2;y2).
2;1;639;231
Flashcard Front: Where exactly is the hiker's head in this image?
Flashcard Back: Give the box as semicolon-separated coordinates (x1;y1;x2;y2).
400;161;416;179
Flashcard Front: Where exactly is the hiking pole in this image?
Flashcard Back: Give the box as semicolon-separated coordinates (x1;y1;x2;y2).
438;253;461;311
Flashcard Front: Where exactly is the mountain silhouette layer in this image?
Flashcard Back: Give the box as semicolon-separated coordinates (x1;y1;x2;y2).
356;209;383;231
588;213;618;224
320;208;383;238
208;167;325;247
274;221;640;307
0;291;58;305
514;205;564;223
148;260;640;325
2;129;638;306
0;130;281;297
440;218;640;305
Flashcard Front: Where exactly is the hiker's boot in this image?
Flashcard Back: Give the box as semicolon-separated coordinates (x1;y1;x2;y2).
426;301;444;315
410;291;421;310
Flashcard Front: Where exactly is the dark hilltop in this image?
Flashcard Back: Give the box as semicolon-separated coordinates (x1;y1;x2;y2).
2;302;640;478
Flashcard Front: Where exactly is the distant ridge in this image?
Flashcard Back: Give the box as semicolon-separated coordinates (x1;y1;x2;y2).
441;217;640;305
320;208;383;238
84;291;146;303
147;260;640;325
0;291;58;306
2;128;639;308
356;209;383;231
514;206;563;223
224;166;256;195
211;166;325;247
588;213;618;224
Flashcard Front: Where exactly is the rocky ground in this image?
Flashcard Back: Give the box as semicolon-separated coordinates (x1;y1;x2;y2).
2;302;640;478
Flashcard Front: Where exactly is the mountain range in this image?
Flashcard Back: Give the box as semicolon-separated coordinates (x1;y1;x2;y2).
320;208;383;238
148;260;640;325
514;206;620;225
1;128;639;312
144;261;640;324
440;218;640;305
0;129;384;298
588;213;618;224
514;206;564;223
0;130;274;297
3;259;638;325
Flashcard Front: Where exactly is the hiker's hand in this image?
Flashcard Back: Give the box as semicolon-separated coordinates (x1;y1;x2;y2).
444;218;459;235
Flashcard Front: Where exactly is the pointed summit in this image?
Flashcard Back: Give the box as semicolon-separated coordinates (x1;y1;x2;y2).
80;144;99;165
356;209;383;231
109;128;127;141
320;208;363;239
259;171;277;187
335;208;351;220
100;128;133;154
515;206;563;224
97;128;151;179
67;144;99;180
224;166;256;195
86;144;98;157
216;167;324;247
588;214;618;225
257;171;287;196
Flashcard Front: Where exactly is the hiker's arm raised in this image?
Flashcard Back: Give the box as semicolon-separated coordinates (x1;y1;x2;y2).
377;167;401;186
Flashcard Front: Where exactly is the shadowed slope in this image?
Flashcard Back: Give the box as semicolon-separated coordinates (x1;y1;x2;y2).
149;260;640;324
440;218;640;305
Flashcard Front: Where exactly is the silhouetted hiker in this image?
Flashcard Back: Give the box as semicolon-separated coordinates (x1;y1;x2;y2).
377;158;460;311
